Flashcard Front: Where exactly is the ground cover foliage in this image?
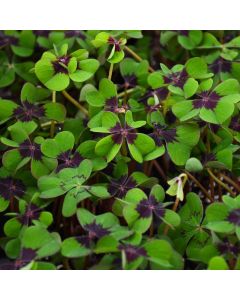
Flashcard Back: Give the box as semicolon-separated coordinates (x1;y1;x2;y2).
0;30;240;270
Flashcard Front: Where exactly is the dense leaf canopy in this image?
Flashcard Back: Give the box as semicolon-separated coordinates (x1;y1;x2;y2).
0;30;240;270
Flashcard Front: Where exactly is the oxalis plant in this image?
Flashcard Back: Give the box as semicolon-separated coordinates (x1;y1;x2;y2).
1;30;240;270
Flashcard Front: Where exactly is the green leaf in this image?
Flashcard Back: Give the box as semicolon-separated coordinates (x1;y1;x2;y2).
22;226;52;249
39;212;53;227
132;217;152;233
108;50;124;64
185;157;203;172
86;90;105;107
179;192;203;227
21;82;51;102
31;159;54;179
163;210;181;228
183;78;198;98
4;218;22;238
69;70;93;82
45;73;70;91
213;79;240;96
62;238;91;258
144;239;172;267
96;212;119;227
0;99;18;122
62;190;78;217
172;100;195;120
125;188;148;204
148;72;164;89
92;32;110;47
123;204;139;226
144;146;165;161
206;203;229;222
128;143;143;163
41;131;75;158
133;134;155;155
167;142;191;166
77;208;95;226
38;176;66;198
186;57;210;79
95;236;119;253
150;184;165;202
208;256;229;270
89;185;110;198
2;149;22;171
0;197;9;212
37;233;61;258
95;135;115;159
199;107;218;124
44;102;66;121
102;111;119;128
205;221;234;233
79;59;100;73
214;100;235;124
5;239;21;259
100;78;117;100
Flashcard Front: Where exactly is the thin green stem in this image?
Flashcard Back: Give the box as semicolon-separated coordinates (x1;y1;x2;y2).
220;173;240;193
121;139;128;156
185;170;213;202
62;90;89;117
41;120;62;128
50;91;56;137
197;45;240;50
207;169;235;197
152;160;167;180
117;88;136;98
108;63;114;80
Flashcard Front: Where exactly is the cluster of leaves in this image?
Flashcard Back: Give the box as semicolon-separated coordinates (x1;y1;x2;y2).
0;30;240;270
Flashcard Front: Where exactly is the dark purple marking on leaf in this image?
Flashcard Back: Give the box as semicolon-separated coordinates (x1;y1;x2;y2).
0;177;25;201
18;204;42;225
105;97;119;112
178;30;189;37
19;139;42;160
33;30;51;37
136;195;165;218
110;122;137;145
0;31;18;47
163;69;188;88
229;116;240;132
76;236;92;248
65;30;86;39
227;209;240;226
13;101;45;122
105;97;129;114
139;87;168;105
56;150;83;172
108;175;137;198
84;221;110;240
193;91;220;109
202;153;216;165
209;123;220;133
108;36;121;52
151;124;177;146
223;33;237;43
118;244;146;262
198;121;220;134
123;75;137;88
209;58;232;74
0;248;36;270
52;55;70;74
218;240;239;257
